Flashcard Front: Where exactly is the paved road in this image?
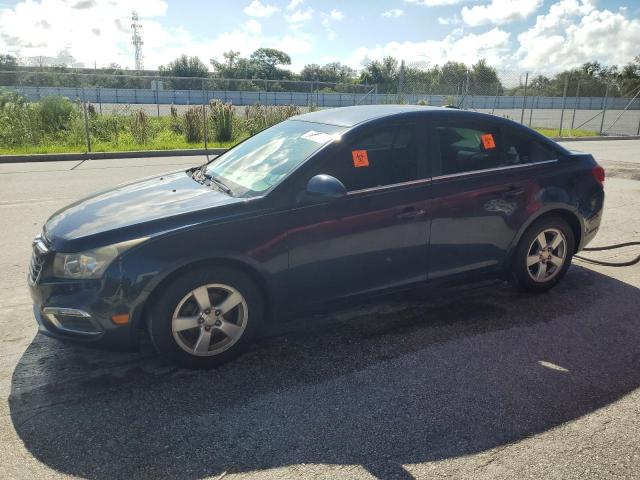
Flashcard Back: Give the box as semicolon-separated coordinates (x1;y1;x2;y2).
0;142;639;479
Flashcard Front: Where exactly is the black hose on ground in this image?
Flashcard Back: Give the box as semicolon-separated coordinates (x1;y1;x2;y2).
574;241;640;267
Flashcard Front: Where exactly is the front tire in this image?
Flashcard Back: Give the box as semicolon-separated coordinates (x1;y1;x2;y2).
512;216;575;293
147;266;263;369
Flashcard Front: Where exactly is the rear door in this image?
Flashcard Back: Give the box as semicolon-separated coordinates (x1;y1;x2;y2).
286;120;431;310
426;119;557;280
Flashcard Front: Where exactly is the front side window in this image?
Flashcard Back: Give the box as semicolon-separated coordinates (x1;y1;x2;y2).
321;124;421;192
435;124;501;175
205;120;345;197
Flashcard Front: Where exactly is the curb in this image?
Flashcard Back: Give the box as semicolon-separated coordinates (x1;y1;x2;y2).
0;148;226;164
552;136;640;142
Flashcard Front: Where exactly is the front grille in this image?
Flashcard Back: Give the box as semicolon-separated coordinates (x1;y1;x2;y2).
28;235;50;284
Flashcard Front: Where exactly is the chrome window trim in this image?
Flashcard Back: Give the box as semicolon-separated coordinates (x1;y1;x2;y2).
347;177;432;196
344;159;557;196
431;159;558;181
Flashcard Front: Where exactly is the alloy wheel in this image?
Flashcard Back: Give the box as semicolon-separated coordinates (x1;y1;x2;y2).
171;283;248;356
526;228;568;282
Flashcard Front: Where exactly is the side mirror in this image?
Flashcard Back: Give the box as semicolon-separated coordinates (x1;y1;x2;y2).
300;174;347;204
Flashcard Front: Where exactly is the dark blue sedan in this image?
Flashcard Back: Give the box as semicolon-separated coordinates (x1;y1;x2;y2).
28;105;605;368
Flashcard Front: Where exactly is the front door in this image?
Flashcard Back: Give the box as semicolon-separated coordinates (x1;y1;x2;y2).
286;121;431;311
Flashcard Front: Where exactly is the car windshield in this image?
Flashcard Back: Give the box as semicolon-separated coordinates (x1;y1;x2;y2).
205;120;345;198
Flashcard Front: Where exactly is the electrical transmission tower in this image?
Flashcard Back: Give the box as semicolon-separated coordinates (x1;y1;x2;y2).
131;11;144;71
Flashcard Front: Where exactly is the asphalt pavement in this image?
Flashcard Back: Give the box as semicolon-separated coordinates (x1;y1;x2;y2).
0;141;639;479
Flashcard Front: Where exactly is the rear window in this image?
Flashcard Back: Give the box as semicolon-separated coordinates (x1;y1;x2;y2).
435;125;501;175
502;130;559;165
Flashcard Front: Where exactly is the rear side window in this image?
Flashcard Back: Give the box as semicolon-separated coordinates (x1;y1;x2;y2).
435;125;501;175
321;124;420;191
502;130;559;165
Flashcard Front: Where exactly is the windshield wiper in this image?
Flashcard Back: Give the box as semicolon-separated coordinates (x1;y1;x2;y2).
203;173;233;196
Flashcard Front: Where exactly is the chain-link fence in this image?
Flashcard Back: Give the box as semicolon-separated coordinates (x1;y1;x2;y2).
0;71;376;154
398;62;640;137
1;67;639;155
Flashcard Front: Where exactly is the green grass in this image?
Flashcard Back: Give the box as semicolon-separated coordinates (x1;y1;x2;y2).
0;138;242;155
535;128;599;138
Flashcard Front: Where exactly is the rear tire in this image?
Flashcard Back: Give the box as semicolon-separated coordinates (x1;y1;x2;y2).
147;266;263;369
511;216;575;293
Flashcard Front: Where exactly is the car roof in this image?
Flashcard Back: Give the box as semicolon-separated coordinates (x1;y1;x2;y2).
290;104;567;153
292;105;444;127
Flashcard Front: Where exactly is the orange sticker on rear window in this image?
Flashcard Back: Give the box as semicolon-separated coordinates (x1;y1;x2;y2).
352;150;369;167
481;133;496;150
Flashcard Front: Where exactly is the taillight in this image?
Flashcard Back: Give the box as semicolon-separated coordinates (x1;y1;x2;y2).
592;165;605;185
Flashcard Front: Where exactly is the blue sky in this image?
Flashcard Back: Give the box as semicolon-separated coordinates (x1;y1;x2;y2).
1;0;639;72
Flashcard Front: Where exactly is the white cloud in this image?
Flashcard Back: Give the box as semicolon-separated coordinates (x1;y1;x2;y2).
462;0;543;27
516;0;640;71
0;0;311;70
243;0;278;18
437;14;461;25
285;7;313;23
346;27;511;69
0;0;168;68
405;0;467;6
382;9;404;18
286;0;303;11
242;19;262;34
329;9;344;21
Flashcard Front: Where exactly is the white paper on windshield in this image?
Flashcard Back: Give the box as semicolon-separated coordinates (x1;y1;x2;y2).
300;130;334;144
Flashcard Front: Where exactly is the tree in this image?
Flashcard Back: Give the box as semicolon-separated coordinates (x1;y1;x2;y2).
160;55;209;89
0;54;18;71
249;48;292;80
360;57;398;93
470;59;501;95
300;62;356;84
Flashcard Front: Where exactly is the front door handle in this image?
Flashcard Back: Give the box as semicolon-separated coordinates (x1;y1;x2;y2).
397;206;426;220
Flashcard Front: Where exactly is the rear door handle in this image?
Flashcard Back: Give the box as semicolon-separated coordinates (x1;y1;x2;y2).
397;206;426;220
504;186;525;197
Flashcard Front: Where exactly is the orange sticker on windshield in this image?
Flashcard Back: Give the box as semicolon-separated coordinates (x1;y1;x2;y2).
352;150;369;167
481;133;496;150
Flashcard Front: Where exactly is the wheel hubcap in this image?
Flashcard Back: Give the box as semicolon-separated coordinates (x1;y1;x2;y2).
171;283;248;356
526;228;567;282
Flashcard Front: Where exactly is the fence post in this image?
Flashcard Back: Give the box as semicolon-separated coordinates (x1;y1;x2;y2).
636;112;640;136
491;83;499;115
374;85;378;105
599;83;610;135
558;76;569;137
98;86;102;114
398;60;405;104
82;101;92;153
570;80;581;132
155;78;160;117
202;79;208;152
528;94;536;126
519;72;529;124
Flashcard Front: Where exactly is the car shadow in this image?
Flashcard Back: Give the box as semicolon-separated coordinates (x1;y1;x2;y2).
9;265;640;479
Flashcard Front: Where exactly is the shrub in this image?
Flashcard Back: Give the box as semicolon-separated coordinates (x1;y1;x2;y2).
131;109;150;144
243;103;300;135
209;100;234;141
37;96;77;133
183;106;202;143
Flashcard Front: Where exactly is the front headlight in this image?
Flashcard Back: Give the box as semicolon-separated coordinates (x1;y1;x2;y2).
53;238;147;279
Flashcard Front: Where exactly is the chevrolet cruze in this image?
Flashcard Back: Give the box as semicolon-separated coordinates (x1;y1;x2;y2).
28;105;605;368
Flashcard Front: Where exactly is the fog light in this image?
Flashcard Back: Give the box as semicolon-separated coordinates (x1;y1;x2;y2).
42;307;101;335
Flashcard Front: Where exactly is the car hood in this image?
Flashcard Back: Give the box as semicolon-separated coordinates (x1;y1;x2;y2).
45;170;245;247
